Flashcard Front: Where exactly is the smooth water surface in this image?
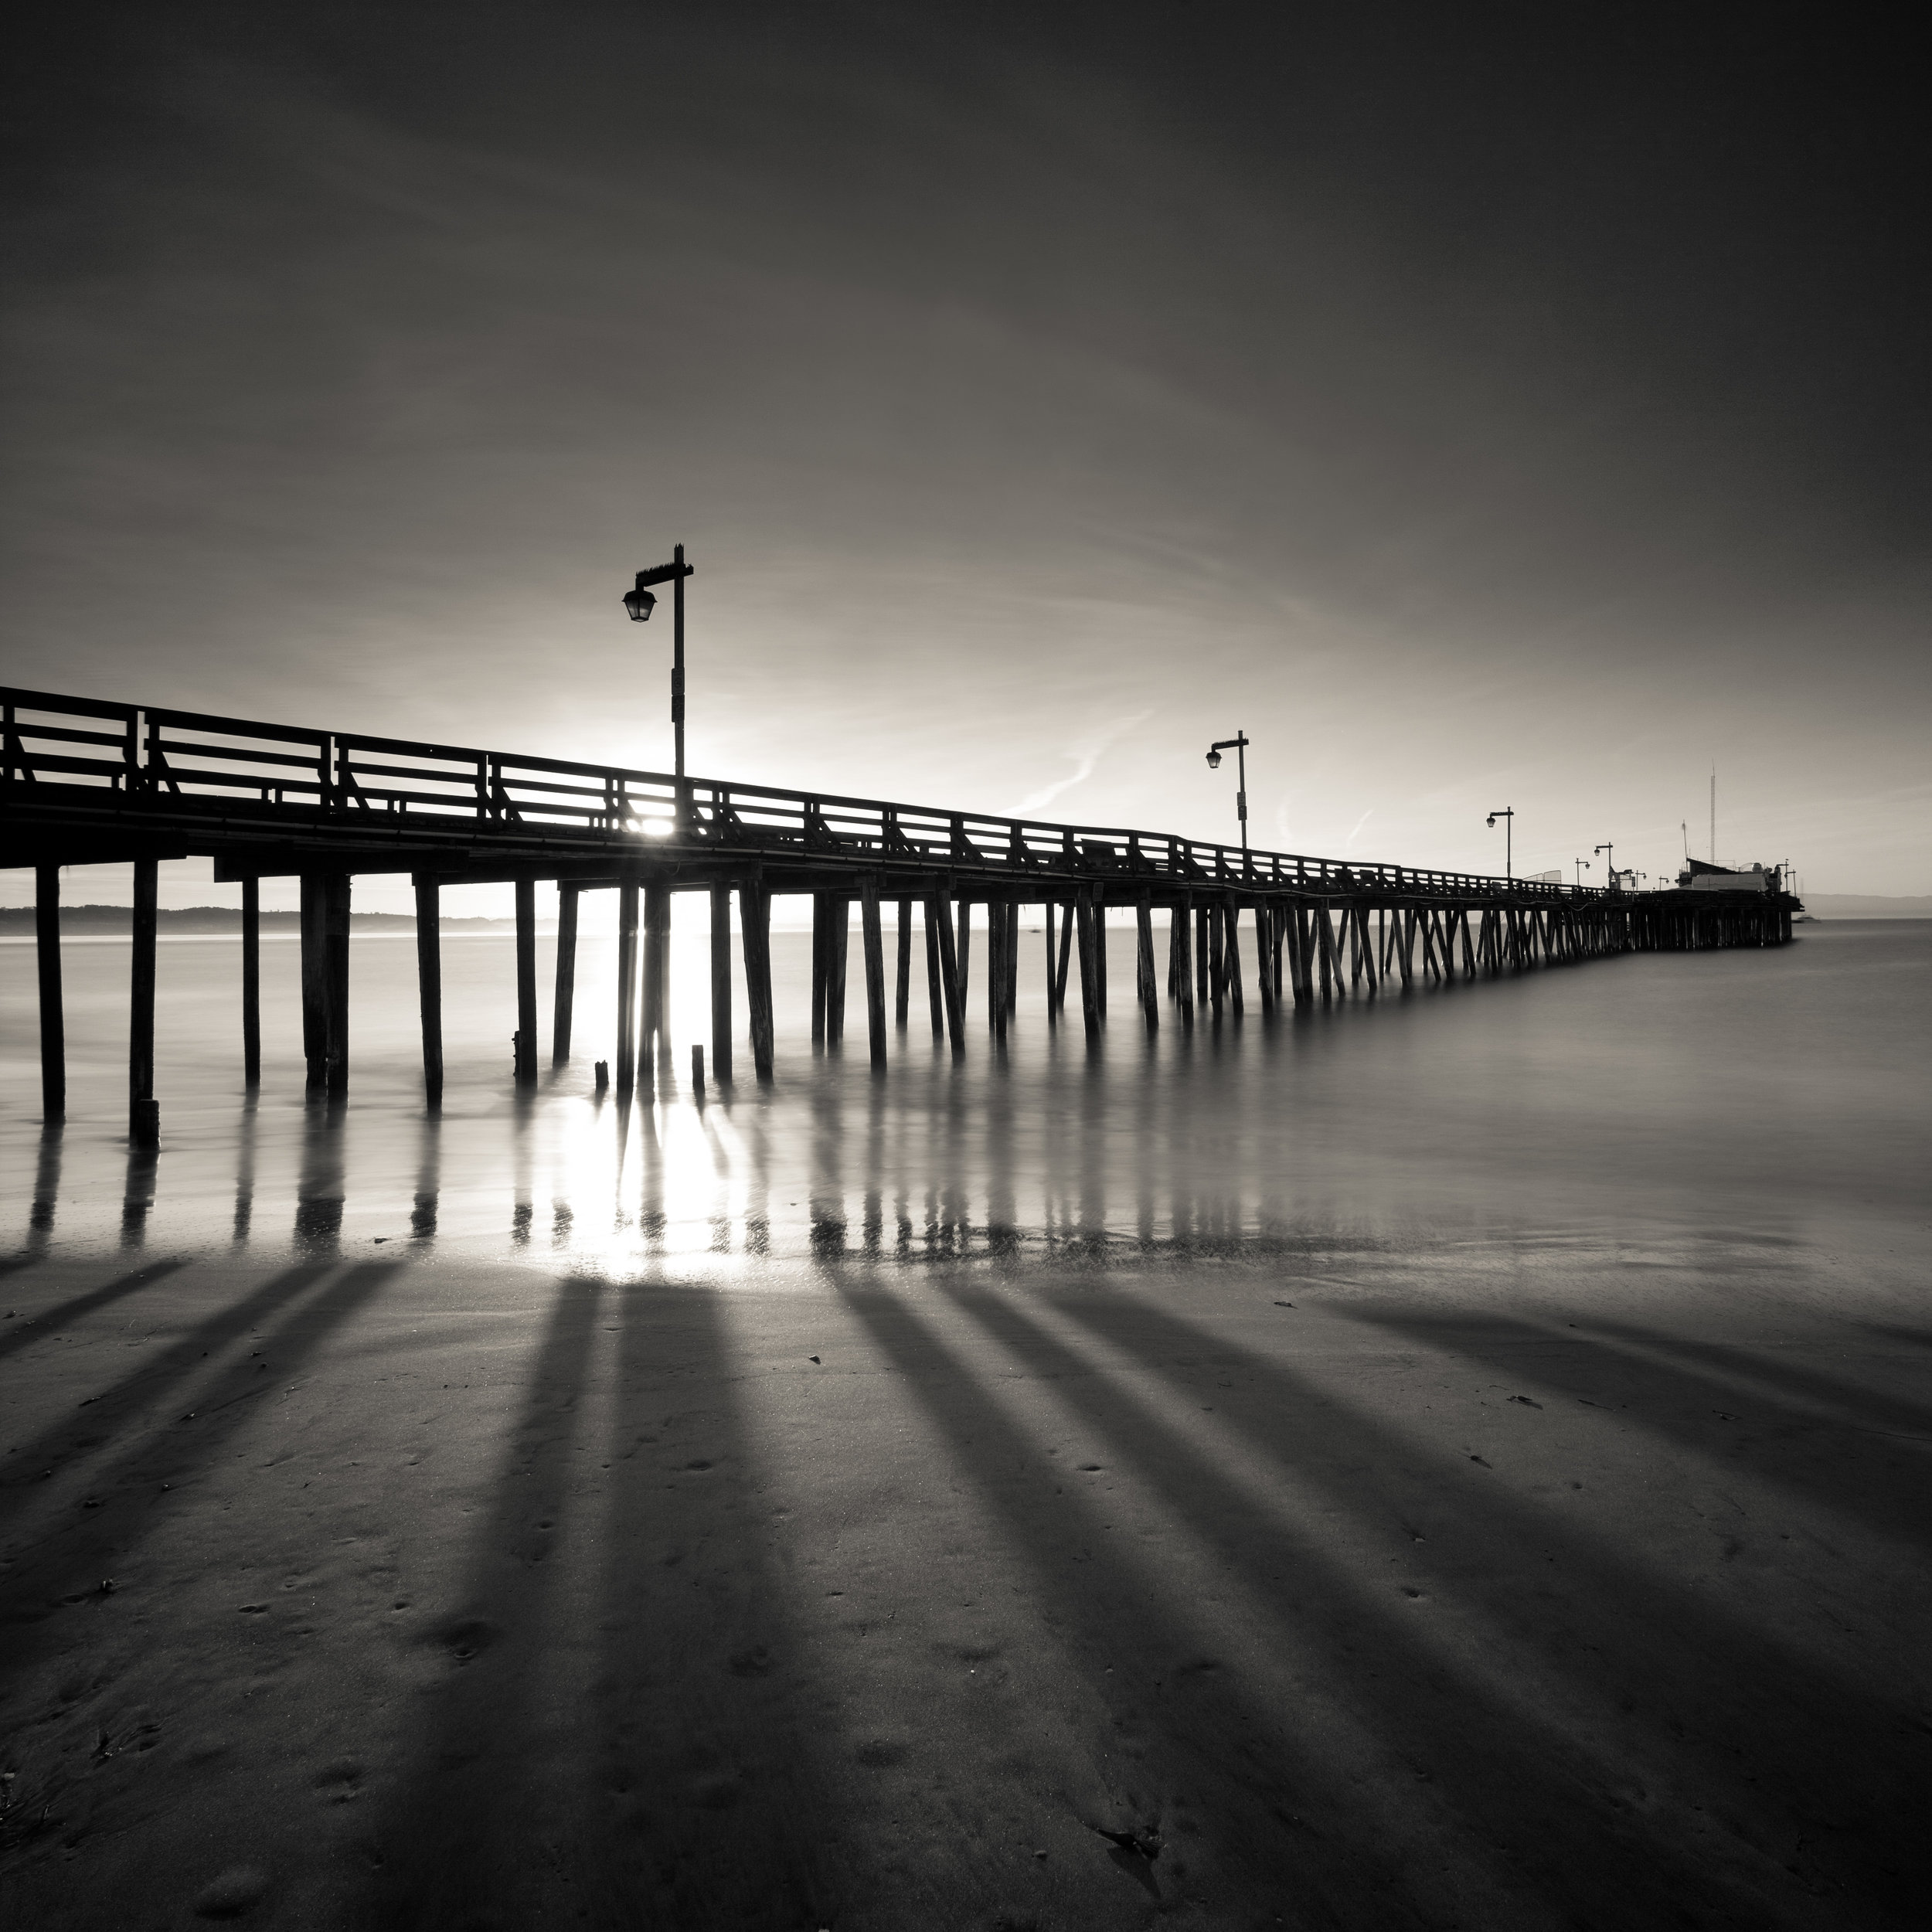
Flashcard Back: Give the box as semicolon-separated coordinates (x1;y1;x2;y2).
3;918;1927;1278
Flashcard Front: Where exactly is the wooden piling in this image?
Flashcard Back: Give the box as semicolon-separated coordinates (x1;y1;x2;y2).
1051;904;1066;1028
642;880;672;1083
300;875;325;1088
955;898;971;1011
1358;903;1379;995
930;888;965;1051
986;896;1007;1038
1054;900;1075;1018
896;896;912;1027
811;891;828;1045
1173;898;1195;1021
1316;903;1333;998
36;862;64;1121
924;900;945;1037
323;873;350;1098
1255;900;1275;1014
553;883;579;1065
1228;897;1246;1015
1094;901;1107;1016
614;879;639;1099
1075;893;1101;1038
710;883;733;1083
862;879;888;1068
413;875;444;1108
827;894;849;1046
129;858;158;1144
514;878;538;1085
1005;902;1019;1019
240;876;260;1087
741;879;774;1080
1136;899;1158;1031
1195;903;1211;1010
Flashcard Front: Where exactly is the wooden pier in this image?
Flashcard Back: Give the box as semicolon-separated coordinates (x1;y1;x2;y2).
2;686;1800;1132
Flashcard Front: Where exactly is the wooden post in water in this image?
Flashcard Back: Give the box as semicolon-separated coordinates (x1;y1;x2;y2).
614;879;639;1100
1173;897;1195;1022
1254;900;1275;1015
1358;904;1379;995
514;879;538;1086
1094;900;1107;1016
1136;898;1158;1032
1075;893;1101;1039
811;892;828;1046
323;873;350;1098
861;878;887;1068
1194;903;1211;1011
930;888;965;1052
641;880;671;1085
924;900;945;1038
827;894;849;1046
896;897;912;1028
1046;902;1060;1022
1054;900;1074;1019
1224;895;1243;1015
955;898;971;1014
413;876;443;1107
986;896;1006;1037
741;879;774;1080
300;875;325;1089
130;858;158;1145
553;883;579;1066
1316;903;1336;998
710;883;733;1083
36;863;64;1121
1005;903;1020;1020
240;876;260;1086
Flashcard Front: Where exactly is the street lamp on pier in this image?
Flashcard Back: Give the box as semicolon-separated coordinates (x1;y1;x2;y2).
1574;857;1590;888
1594;842;1616;889
1486;808;1515;880
623;543;697;825
1205;733;1251;850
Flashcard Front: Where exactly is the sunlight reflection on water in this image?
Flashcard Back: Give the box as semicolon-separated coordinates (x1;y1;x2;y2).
3;920;1927;1277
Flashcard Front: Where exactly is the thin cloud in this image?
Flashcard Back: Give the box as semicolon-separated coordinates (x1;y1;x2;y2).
1015;709;1152;816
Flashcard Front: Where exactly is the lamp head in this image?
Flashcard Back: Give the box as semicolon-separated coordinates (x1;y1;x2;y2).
1205;749;1222;770
622;577;656;622
1486;814;1496;828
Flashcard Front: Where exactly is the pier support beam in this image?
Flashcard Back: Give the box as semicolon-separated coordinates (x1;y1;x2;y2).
710;883;733;1083
986;897;1007;1039
514;878;538;1085
827;894;849;1046
811;892;828;1046
300;876;325;1088
861;879;887;1068
923;900;945;1038
130;858;158;1145
641;880;670;1086
322;873;350;1097
1075;892;1101;1039
895;897;912;1028
553;883;579;1066
36;862;63;1122
414;876;443;1108
1136;898;1158;1032
241;877;260;1085
930;888;965;1053
740;879;774;1081
614;879;639;1100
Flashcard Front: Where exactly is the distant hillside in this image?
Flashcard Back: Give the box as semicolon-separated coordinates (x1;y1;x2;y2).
1799;895;1932;919
0;903;533;934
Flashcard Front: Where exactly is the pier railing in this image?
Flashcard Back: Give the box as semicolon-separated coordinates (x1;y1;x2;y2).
2;685;1597;900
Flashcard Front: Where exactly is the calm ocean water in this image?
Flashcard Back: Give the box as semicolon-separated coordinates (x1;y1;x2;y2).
3;917;1927;1279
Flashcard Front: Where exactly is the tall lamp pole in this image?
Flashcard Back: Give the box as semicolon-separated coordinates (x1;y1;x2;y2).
1206;733;1251;850
1486;808;1515;880
1594;842;1615;889
623;543;697;825
1574;857;1590;888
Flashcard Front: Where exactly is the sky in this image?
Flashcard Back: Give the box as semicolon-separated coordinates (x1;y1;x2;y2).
4;0;1927;903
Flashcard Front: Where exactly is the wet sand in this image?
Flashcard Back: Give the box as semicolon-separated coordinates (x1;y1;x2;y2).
3;920;1928;1927
2;1226;1927;1930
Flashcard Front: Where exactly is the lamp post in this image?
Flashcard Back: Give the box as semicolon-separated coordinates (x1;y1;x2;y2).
1486;808;1515;880
623;543;697;825
1594;842;1615;890
1574;858;1590;888
1205;733;1250;850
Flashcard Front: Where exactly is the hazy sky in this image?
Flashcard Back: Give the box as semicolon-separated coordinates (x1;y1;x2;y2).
5;2;1927;896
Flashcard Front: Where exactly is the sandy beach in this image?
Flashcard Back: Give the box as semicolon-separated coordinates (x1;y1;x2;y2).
3;1212;1927;1930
